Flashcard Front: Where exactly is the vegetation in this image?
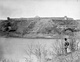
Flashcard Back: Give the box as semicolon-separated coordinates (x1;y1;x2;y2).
24;42;47;62
23;39;80;62
0;17;80;62
0;17;79;38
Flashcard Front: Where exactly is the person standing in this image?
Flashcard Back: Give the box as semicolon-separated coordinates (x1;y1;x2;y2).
64;38;69;55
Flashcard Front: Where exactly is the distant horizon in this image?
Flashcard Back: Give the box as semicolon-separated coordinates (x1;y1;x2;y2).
0;16;80;20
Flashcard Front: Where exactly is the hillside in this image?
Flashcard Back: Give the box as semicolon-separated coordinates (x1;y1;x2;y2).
0;16;79;38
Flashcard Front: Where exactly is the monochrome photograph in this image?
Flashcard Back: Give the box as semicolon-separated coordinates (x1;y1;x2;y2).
0;0;80;62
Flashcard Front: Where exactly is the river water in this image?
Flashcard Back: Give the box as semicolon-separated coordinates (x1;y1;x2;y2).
0;37;80;62
0;37;57;62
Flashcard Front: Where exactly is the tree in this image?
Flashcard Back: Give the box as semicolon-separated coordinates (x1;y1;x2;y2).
0;20;18;37
33;42;45;62
24;43;35;62
51;39;65;56
24;42;48;62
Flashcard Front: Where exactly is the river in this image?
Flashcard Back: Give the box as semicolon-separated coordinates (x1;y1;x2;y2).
0;37;57;62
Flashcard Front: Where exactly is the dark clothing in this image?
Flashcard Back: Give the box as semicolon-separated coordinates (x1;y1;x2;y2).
64;42;69;47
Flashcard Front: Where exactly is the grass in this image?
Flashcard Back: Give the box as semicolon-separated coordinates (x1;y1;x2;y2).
52;48;80;62
1;49;80;62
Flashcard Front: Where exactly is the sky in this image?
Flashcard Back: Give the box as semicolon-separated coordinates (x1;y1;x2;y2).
0;0;80;19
